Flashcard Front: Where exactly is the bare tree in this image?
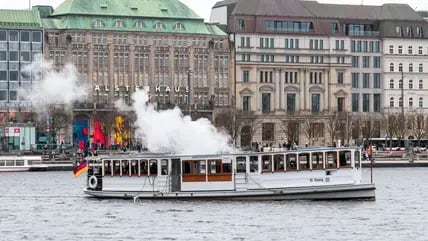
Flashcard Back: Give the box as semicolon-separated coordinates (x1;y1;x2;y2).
50;106;72;143
326;112;343;146
407;111;426;146
214;109;235;139
301;118;314;146
236;111;261;149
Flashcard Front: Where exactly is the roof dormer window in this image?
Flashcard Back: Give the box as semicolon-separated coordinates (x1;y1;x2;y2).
396;26;402;36
173;22;185;30
93;20;105;28
407;26;413;37
115;20;125;28
416;26;423;37
136;21;145;29
154;21;165;30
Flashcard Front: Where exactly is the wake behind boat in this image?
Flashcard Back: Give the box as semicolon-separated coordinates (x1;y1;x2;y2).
82;146;375;201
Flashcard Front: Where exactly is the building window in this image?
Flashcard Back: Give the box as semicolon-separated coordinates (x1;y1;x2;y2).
242;96;250;112
259;37;274;48
390;97;394;107
390;79;394;89
135;21;145;28
262;123;275;142
242;70;249;82
362;56;370;68
373;56;380;68
389;45;394;54
363;73;370;88
352;56;359;67
0;30;6;41
419;64;423;72
21;31;30;42
9;71;18;81
9;51;18;61
93;20;105;27
374;94;381;112
154;21;165;30
351;73;359;88
287;93;296;113
337;72;343;85
409;63;413;72
311;93;320;113
419;79;423;89
352;93;359;112
9;31;18;41
32;31;42;42
331;22;339;33
399;97;403;107
240;36;250;48
174;23;185;30
419;97;424;108
408;46;413;54
373;73;381;88
419;46;423;55
114;20;125;28
20;52;30;62
337;97;344;112
241;54;250;62
409;97;413;108
363;94;370;112
0;71;6;81
409;79;413;89
237;19;245;30
398;63;403;72
390;63;394;72
262;93;271;113
0;90;6;101
9;90;17;101
399;79;403;89
259;71;273;83
0;51;6;61
398;45;403;54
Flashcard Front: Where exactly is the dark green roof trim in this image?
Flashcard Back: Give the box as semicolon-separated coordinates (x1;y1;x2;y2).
42;16;227;36
0;10;42;29
52;0;202;20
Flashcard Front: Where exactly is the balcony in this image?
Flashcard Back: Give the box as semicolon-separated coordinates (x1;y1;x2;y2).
347;30;380;37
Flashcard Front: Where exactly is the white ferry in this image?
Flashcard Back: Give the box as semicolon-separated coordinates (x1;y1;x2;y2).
0;156;42;172
83;147;375;200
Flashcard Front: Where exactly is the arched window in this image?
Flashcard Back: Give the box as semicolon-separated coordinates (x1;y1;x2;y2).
399;97;403;107
154;21;165;30
399;63;403;72
399;79;403;89
409;63;413;72
135;21;145;29
419;64;423;72
419;79;423;89
114;20;125;28
93;19;105;28
419;97;424;108
173;22;185;30
390;79;394;89
409;97;413;107
409;79;413;89
390;63;394;72
390;97;394;107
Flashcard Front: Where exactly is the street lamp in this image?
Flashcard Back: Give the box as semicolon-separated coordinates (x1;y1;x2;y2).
187;68;192;117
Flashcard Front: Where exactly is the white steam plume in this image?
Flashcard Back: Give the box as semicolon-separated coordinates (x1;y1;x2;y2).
19;58;89;112
116;89;234;155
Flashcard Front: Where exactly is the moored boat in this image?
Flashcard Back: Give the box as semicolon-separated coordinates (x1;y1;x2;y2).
83;147;376;201
0;156;42;172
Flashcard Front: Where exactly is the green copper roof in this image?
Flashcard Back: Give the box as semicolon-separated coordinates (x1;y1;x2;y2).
42;16;227;36
0;10;42;29
52;0;202;20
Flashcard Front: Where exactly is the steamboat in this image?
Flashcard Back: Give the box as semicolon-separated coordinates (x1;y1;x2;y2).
83;146;375;200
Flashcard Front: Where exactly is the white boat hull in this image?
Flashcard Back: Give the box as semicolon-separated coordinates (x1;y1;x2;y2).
0;167;30;172
84;183;376;201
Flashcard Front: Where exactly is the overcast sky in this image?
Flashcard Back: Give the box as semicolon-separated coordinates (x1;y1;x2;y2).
0;0;427;22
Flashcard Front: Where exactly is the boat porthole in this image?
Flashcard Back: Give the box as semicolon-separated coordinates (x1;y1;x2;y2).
88;176;98;189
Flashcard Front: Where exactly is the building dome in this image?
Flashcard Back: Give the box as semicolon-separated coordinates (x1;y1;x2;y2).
52;0;202;20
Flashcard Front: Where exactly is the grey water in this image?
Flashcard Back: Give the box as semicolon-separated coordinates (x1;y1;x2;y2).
0;168;427;241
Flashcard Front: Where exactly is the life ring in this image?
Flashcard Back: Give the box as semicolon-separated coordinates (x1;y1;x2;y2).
88;176;98;189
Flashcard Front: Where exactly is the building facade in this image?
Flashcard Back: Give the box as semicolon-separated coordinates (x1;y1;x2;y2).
0;10;43;150
36;0;230;148
211;0;428;148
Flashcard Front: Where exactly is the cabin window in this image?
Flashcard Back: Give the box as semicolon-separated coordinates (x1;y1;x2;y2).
121;160;129;176
286;154;297;171
354;151;361;168
274;154;284;171
6;160;14;166
113;160;121;176
103;160;112;176
236;156;246;173
326;152;338;169
298;153;310;171
16;160;24;166
249;156;259;173
140;159;148;175
0;160;4;166
262;155;272;173
149;159;158;175
339;151;352;168
311;152;323;169
161;159;169;175
182;160;207;182
205;159;233;182
130;160;138;176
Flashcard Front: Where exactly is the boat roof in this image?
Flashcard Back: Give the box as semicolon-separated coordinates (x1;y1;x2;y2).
86;146;360;161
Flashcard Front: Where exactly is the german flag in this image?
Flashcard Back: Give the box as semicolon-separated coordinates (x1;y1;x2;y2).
73;160;88;178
